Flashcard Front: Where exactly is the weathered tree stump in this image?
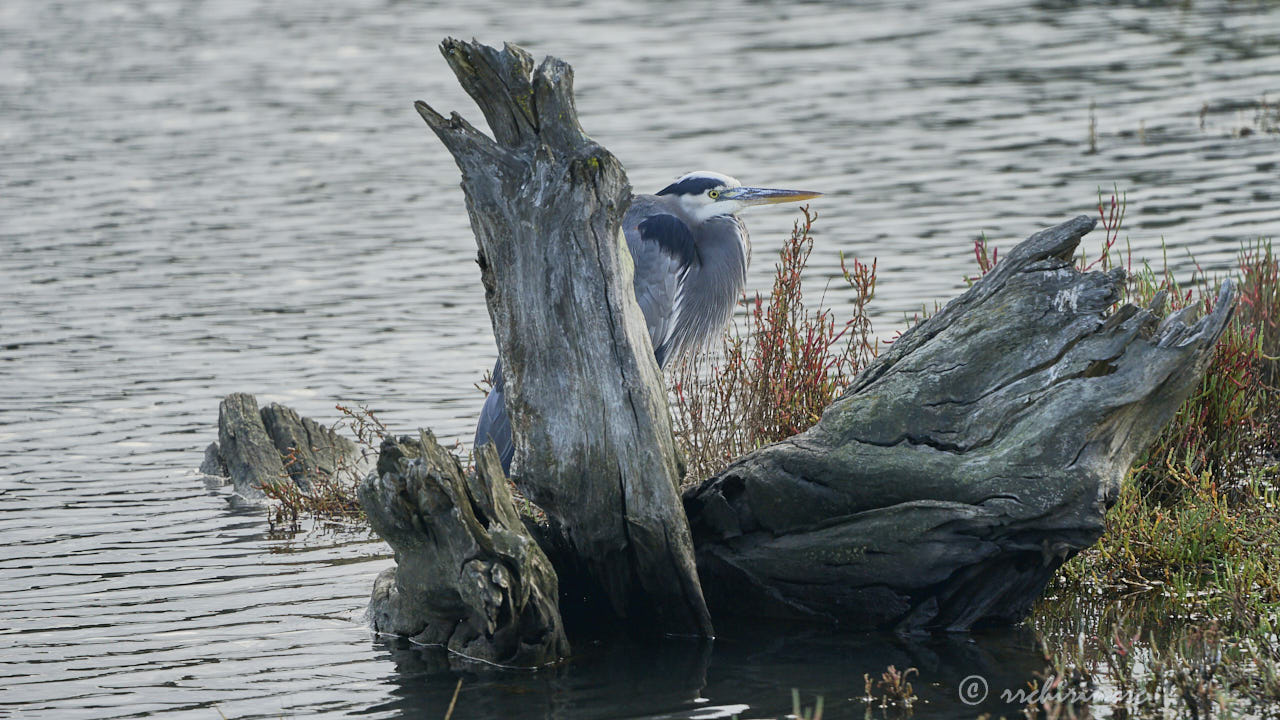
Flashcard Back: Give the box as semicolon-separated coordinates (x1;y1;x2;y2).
360;433;569;666
684;216;1235;632
411;39;712;637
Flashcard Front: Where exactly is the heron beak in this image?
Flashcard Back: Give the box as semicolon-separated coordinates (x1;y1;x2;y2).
725;186;823;206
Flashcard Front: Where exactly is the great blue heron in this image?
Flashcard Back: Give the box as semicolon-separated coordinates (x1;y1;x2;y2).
476;170;822;472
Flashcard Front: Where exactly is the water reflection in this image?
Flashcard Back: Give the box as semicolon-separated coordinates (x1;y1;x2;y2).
369;624;1051;719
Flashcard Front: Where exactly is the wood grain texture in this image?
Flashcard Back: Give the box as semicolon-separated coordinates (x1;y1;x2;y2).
412;39;712;637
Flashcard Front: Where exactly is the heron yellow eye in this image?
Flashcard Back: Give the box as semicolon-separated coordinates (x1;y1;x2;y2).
708;189;719;199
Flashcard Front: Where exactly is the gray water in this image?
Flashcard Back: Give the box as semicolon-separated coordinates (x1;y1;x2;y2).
2;0;1279;717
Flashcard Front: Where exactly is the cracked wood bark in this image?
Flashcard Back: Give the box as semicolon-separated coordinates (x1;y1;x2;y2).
360;433;569;665
412;39;712;637
684;216;1236;632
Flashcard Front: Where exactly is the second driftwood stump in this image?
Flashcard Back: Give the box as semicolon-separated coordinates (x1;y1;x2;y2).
360;433;569;665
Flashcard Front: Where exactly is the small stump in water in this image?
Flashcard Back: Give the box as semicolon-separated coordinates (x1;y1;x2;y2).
359;432;569;666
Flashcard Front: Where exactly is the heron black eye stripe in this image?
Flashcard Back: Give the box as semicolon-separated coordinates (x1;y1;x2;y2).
655;175;725;196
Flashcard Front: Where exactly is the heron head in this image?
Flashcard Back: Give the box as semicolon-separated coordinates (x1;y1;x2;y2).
656;170;822;222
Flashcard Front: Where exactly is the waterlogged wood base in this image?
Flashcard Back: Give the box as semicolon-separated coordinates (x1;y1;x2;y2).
200;401;570;665
684;217;1235;632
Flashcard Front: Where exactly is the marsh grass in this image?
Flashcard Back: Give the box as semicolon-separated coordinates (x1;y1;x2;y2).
261;471;364;531
1018;190;1280;718
669;207;878;485
260;403;389;530
862;665;918;711
790;688;825;720
1031;595;1280;718
1046;197;1280;628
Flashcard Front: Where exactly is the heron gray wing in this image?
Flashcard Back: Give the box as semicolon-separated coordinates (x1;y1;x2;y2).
624;203;700;367
474;359;514;472
653;215;748;365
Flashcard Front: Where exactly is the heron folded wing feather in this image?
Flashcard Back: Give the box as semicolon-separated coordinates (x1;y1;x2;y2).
659;215;749;366
637;213;699;270
630;212;701;367
474;360;515;471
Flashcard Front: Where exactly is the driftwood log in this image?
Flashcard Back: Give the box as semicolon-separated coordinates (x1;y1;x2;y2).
684;218;1235;632
204;39;1235;666
201;392;363;500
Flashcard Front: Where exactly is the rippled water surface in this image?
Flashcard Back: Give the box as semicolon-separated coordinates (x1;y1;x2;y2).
3;0;1279;717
